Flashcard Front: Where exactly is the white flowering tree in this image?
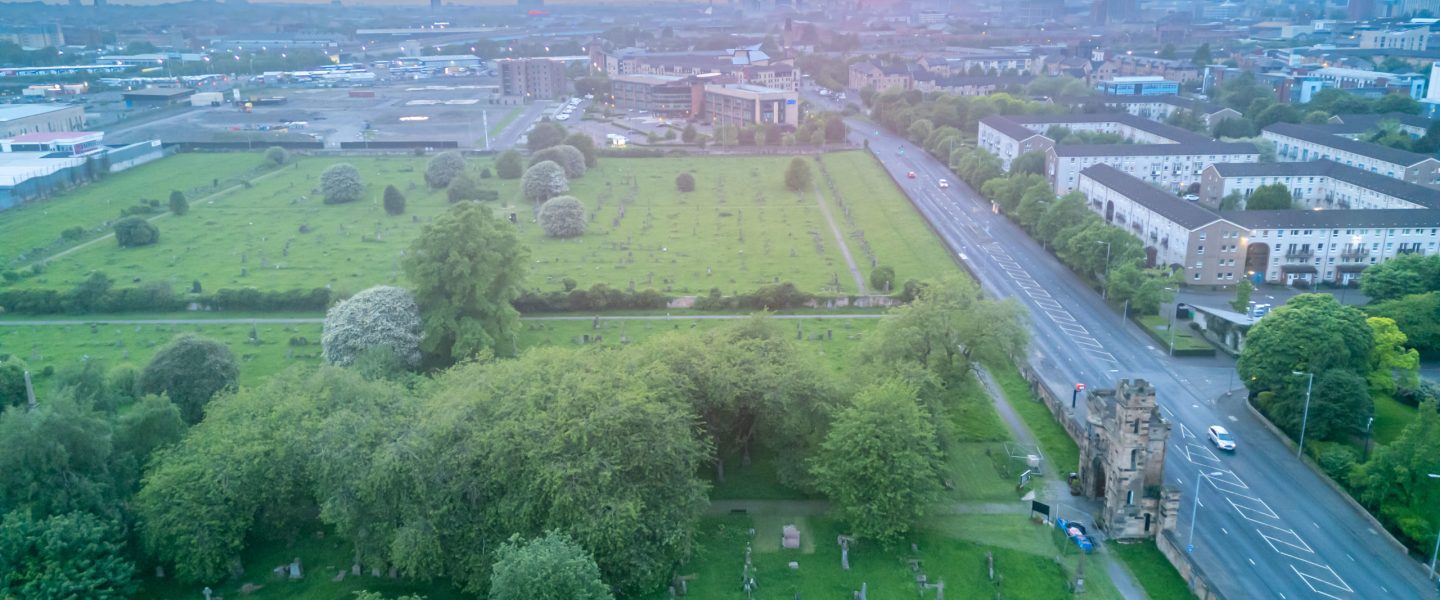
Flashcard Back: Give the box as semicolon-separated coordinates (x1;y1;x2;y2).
538;196;587;238
522;160;570;204
321;286;423;368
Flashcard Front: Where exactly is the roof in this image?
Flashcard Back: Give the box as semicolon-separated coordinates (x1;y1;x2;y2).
1080;164;1228;229
1327;112;1435;133
1221;208;1440;229
1207;159;1440;208
4;131;101;143
978;115;1046;142
121;88;194;98
931;75;1035;88
0;104;79;123
1004;112;1213;144
417;54;481;62
1264;122;1438;167
1053;141;1258;157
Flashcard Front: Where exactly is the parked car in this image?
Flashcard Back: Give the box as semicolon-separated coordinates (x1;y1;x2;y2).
907;171;917;179
1207;425;1236;451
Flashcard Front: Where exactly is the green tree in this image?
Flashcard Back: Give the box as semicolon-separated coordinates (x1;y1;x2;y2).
1212;116;1257;139
1015;184;1054;231
496;150;525;179
403;203;527;364
321;163;364;205
1368;316;1420;394
522;160;570;204
675;172;695;192
1230;278;1253;312
0;510;135;599
784;157;813;192
824;117;847;143
322;286;423;369
862;276;1026;376
906;118;934;144
0;356;28;410
111;394;186;496
1192;42;1213;65
0;394;115;518
263;146;289;167
1367;292;1440;354
681;123;697;143
1245;183;1292;210
870;265;896;293
1254;103;1301;129
1059;221;1143;283
383;184;406;215
138;334;239;424
113;217;158;248
446;172;482;203
527;121;567;152
530;144;587;178
1360;254;1440;302
489;532;613;600
718;124;740;146
538;196;587;238
168;190;189;216
1011;150;1047;175
1158;43;1177;59
1352;399;1440;552
68;271;113;313
424;151;467;188
563;133;598;168
810;381;942;541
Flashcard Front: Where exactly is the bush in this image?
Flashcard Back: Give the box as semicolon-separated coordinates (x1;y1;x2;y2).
168;190;189;216
321;285;422;369
527;121;568;152
522;160;570;204
512;284;669;312
538;196;587;238
870;265;896;293
139;334;239;424
60;226;85;241
383;184;406;215
479;167;493;179
675;172;695;193
530;144;587;179
785;157;813;192
564;132;599;167
114;217;158;248
446;172;481;203
496;150;525;179
321;163;364;204
1316;444;1358;486
263;146;289;167
424;151;467;188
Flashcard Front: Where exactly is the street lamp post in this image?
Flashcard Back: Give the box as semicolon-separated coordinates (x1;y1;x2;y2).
1163;287;1178;356
1097;241;1112;299
1429;473;1440;580
1294;370;1315;458
1363;417;1374;462
1187;470;1227;554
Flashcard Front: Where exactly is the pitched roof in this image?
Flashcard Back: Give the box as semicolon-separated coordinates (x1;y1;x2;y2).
1004;112;1213;144
1326;112;1435;133
1080;164;1228;230
1263;122;1438;167
1053;141;1258;157
1221;208;1440;229
978;115;1046;141
1207;159;1440;208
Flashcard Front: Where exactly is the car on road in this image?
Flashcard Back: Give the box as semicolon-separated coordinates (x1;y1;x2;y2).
1208;425;1236;451
1183;194;1200;202
938;178;950;189
907;171;917;179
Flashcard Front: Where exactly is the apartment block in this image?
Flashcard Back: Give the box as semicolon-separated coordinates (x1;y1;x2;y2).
498;58;568;99
1047;142;1259;193
1199;160;1440;210
1263;122;1440;186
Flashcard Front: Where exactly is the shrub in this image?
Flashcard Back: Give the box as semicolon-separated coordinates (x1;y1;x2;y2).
681;124;697;143
530;145;587;179
527;121;567;151
321;163;364;204
538;196;587;238
675;172;695;193
479;167;493;179
496;150;525;179
321;285;422;369
107;363;141;401
785;157;813;192
60;226;85;241
564;132;599;167
439;171;475;202
522;160;570;204
263;146;289;167
424;151;467;188
1317;444;1358;486
139;334;239;424
114;217;158;247
168;190;189;216
870;265;896;293
383;184;406;215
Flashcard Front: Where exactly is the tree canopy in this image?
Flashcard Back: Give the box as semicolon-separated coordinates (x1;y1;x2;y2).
424;151;467;189
530;144;587;179
321;163;364;205
1245;183;1292;210
496;150;525;179
113;217;158;248
138;334;239;424
522;160;571;204
488;532;613;600
784;157;813;192
538;195;587;238
321;286;423;369
527;121;568;152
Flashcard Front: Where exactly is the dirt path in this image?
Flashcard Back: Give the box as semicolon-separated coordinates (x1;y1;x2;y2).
809;179;867;295
33;165;293;265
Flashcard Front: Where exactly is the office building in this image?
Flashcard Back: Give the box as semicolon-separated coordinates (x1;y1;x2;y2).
1096;76;1181;96
611;74;698;116
702;85;799;128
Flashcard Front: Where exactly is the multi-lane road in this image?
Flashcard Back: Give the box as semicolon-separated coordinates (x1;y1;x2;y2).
846;121;1437;599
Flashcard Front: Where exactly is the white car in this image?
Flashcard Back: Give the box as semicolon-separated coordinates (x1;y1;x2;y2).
555;114;569;121
938;178;950;189
1207;425;1236;451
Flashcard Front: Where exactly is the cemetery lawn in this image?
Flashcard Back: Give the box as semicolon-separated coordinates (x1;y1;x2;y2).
0;315;878;399
2;152;953;299
1110;540;1192;600
0;153;260;266
633;513;1123;600
989;362;1082;480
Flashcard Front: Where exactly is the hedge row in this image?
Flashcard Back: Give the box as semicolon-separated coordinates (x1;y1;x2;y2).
0;286;332;315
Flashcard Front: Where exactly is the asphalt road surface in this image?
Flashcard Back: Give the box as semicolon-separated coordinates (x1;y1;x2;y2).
848;120;1437;600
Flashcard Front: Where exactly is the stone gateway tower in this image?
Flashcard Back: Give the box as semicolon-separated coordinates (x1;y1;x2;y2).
1078;379;1180;539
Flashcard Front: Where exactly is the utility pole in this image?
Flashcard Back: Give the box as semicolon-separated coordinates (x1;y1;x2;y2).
23;370;36;411
483;110;491;150
1294;370;1315;458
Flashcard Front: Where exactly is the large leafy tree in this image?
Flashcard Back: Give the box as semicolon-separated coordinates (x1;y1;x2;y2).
522;160;570;204
321;286;423;369
1353;399;1440;552
495;150;525;179
527;121;567;152
138;334;239;424
1245;183;1292;210
1367;316;1420;394
564;133;598;168
403;203;527;364
784;157;813;192
862;276;1026;377
531;144;587;178
489;532;613;600
1360;254;1440;302
1367;292;1440;354
0;356;29;410
0;510;136;599
0;394;115;519
321;163;364;205
810;381;942;541
538;196;587;238
424;151;467;189
113;217;158;248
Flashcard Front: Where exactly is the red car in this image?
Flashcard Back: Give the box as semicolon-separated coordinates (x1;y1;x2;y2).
906;171;917;179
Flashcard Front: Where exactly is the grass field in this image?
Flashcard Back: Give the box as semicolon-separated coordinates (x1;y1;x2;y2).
1110;540;1193;599
990;362;1082;477
0;315;879;398
3;152;952;300
1370;391;1415;445
0;153;261;266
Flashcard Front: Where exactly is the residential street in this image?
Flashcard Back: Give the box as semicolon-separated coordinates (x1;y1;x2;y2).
848;118;1438;600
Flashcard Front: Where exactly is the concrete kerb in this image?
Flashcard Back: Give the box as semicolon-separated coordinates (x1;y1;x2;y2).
1240;399;1416;560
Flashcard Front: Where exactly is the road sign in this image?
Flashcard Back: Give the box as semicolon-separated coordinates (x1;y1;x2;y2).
1075;383;1086;391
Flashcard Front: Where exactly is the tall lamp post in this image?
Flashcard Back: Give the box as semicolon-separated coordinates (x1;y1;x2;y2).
1429;473;1440;580
1362;416;1374;462
1162;287;1178;356
1096;240;1112;299
1187;470;1227;554
1293;370;1315;458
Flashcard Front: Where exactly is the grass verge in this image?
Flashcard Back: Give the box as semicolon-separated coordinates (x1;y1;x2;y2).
1110;540;1192;599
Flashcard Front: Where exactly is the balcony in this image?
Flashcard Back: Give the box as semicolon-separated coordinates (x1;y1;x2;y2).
1340;247;1370;261
1397;247;1426;256
1284;249;1314;260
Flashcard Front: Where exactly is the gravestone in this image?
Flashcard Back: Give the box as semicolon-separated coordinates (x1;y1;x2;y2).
287;558;302;579
782;525;801;550
203;587;213;600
